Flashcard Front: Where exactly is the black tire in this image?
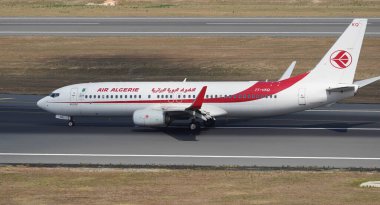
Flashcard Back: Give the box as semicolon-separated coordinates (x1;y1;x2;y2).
68;121;75;127
189;121;200;131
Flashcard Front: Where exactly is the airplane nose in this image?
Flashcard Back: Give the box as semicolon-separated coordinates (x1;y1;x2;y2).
37;98;45;109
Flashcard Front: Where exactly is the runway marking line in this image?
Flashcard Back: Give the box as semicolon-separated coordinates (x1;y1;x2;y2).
260;118;373;123
214;127;380;131
307;109;380;113
1;17;380;20
0;98;13;101
0;153;379;160
206;23;373;25
0;23;99;25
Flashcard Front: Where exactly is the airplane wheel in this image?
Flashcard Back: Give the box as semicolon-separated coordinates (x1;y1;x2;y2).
68;120;75;127
189;121;200;131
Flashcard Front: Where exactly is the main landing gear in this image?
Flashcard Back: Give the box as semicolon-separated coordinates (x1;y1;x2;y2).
204;118;216;127
188;118;215;132
189;120;201;131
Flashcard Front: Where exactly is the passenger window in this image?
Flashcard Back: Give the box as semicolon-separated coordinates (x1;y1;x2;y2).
111;95;113;99
206;95;208;98
148;95;151;99
193;95;196;98
178;95;181;98
102;95;104;99
125;95;128;98
170;95;172;99
165;95;168;98
243;94;246;98
89;95;92;99
139;95;141;99
134;95;137;98
98;95;100;99
274;95;277;98
183;95;186;98
115;95;118;99
157;95;160;99
85;95;88;99
130;95;133;98
188;95;191;98
106;95;109;99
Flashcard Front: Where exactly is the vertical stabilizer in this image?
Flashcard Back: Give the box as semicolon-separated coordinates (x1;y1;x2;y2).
307;19;367;84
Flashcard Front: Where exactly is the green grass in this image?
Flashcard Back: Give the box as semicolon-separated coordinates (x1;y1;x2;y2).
145;4;176;9
0;0;379;17
1;166;380;205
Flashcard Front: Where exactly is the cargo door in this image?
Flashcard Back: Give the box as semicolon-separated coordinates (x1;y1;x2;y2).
298;88;306;105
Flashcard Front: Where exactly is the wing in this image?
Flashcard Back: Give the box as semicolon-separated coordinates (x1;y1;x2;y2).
151;86;227;121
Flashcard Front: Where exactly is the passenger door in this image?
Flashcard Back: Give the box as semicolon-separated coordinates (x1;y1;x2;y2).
70;88;78;105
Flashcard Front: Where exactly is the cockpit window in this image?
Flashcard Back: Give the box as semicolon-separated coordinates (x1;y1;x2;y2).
50;93;60;98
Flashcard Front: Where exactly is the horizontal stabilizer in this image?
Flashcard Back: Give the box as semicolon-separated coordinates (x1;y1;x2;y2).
326;84;357;92
279;61;296;81
354;76;380;88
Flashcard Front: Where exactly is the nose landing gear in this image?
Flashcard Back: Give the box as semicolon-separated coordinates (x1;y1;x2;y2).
68;119;75;127
55;115;75;127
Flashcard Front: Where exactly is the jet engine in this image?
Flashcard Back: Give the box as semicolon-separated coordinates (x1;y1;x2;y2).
133;109;170;127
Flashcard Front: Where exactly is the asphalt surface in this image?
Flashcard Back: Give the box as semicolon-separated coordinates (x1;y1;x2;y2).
0;93;379;168
0;17;380;36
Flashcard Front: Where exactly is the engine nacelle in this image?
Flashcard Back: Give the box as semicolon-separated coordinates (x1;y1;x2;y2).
133;109;169;127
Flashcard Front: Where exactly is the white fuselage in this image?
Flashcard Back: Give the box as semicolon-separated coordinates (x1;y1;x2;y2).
36;72;355;119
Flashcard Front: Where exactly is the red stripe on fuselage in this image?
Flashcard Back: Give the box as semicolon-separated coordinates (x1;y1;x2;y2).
54;72;309;104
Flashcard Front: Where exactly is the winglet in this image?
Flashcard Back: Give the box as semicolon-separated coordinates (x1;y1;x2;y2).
279;61;296;81
188;86;207;110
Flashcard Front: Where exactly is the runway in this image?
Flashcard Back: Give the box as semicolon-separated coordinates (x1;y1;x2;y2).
0;17;380;36
1;93;380;168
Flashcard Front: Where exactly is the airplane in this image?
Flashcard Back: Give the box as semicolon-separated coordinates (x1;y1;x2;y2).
37;18;380;131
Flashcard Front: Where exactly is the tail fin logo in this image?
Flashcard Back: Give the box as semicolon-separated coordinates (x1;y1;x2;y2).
330;50;352;69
